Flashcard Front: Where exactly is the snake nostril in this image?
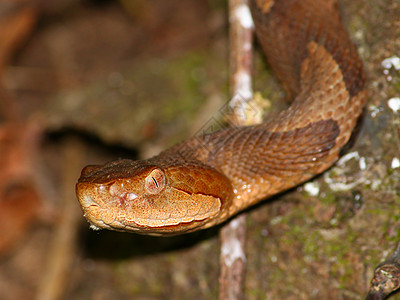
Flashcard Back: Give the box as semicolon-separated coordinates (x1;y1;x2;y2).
80;194;95;208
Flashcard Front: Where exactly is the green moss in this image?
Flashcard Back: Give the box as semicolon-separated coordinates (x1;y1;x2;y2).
319;191;338;205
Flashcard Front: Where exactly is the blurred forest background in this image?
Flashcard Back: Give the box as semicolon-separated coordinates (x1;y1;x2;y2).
0;0;399;299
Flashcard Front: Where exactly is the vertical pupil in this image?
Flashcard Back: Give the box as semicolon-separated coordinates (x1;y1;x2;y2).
152;177;159;188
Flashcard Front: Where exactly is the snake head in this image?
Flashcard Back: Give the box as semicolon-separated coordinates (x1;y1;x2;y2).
76;158;233;235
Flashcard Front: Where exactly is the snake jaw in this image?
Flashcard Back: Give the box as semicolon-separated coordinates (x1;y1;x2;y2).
76;177;223;234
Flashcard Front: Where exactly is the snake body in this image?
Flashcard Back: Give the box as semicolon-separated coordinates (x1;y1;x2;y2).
76;0;366;235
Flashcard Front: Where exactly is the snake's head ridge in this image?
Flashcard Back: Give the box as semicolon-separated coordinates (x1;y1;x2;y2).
76;158;233;235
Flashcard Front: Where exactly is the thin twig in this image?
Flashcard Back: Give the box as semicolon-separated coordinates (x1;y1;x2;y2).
36;137;83;300
218;1;255;299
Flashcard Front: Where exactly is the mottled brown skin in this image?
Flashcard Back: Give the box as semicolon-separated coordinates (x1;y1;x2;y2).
76;0;366;236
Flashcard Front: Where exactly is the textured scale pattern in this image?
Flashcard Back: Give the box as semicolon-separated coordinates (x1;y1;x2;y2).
76;0;367;235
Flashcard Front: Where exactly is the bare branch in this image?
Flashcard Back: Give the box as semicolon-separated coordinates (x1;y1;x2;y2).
218;0;255;299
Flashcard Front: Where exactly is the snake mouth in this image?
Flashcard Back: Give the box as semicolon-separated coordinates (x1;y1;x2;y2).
76;181;222;234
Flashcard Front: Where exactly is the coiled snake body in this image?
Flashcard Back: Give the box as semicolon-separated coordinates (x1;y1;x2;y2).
76;0;366;235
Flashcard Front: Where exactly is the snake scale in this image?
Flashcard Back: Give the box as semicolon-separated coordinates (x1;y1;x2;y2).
76;0;366;235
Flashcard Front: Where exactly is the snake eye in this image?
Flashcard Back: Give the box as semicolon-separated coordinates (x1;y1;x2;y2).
145;168;165;194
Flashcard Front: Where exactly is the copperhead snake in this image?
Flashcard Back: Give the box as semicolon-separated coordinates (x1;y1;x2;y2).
76;0;366;235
